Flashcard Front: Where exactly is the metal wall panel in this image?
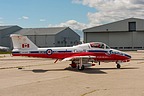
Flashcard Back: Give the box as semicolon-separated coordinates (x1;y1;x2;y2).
84;18;144;32
0;26;22;48
27;35;36;46
1;37;11;47
86;32;109;45
83;18;144;50
27;35;55;47
109;32;132;47
35;35;55;47
133;32;144;47
56;28;80;47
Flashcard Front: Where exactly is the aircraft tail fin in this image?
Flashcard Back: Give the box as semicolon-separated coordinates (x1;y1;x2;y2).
10;34;38;50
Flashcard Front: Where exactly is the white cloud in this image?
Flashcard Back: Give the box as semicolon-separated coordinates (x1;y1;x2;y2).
48;0;144;38
72;0;144;26
48;20;89;31
18;16;29;20
40;19;46;22
22;16;29;20
48;20;90;40
72;0;82;4
131;0;144;4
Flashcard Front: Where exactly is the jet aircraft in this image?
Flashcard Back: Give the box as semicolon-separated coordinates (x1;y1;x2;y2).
10;34;131;70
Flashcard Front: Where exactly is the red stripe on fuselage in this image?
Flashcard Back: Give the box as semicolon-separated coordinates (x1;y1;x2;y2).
12;52;130;62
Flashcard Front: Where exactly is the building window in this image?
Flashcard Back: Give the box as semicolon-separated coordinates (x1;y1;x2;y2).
134;47;142;49
57;41;60;44
129;22;136;32
124;47;132;49
111;47;118;49
119;47;123;49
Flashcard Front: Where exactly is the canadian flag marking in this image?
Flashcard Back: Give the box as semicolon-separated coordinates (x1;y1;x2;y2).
22;43;30;48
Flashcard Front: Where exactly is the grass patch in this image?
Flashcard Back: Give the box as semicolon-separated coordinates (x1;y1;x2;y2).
0;51;11;54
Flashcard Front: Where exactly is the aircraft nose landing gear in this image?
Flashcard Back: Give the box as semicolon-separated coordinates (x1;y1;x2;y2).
116;61;121;69
116;64;121;69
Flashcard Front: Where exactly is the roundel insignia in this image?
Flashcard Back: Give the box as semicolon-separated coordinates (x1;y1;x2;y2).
46;49;53;55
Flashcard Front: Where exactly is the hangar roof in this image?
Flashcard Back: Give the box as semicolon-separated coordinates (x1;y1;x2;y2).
0;26;17;30
83;18;144;33
15;27;68;35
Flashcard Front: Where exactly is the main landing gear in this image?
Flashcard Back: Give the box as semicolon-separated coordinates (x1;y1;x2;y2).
70;63;85;71
78;65;85;71
78;58;85;71
70;58;85;71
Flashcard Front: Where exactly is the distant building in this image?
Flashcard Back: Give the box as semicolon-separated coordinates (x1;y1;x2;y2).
0;26;22;48
0;26;80;48
16;27;80;47
83;18;144;50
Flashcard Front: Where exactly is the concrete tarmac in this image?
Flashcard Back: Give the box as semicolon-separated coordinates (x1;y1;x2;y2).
0;51;144;96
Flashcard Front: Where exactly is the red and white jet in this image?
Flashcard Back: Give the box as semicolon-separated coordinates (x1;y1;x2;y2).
10;34;131;70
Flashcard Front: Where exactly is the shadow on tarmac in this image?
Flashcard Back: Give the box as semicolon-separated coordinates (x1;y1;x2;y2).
64;67;138;74
22;67;138;74
64;67;107;74
22;69;65;73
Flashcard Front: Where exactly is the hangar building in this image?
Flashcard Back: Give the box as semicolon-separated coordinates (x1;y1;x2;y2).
0;26;80;48
83;18;144;50
16;27;80;47
0;26;22;47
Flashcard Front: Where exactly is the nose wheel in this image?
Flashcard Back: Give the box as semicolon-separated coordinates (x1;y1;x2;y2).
116;64;121;69
116;61;121;69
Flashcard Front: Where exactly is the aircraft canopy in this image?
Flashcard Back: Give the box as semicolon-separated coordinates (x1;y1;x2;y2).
90;42;110;49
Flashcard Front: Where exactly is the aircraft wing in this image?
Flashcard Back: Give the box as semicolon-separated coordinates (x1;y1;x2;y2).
62;56;96;61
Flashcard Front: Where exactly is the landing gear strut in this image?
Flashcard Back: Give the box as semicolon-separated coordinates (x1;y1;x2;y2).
78;65;85;71
78;58;85;71
98;61;100;65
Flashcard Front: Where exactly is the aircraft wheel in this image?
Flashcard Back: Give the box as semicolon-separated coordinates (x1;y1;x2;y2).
117;64;121;69
78;65;85;71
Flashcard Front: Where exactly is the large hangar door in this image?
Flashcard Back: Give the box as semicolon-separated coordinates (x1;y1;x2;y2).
36;35;55;47
133;32;144;48
86;33;109;44
45;35;55;47
35;35;45;47
27;36;35;45
109;32;132;49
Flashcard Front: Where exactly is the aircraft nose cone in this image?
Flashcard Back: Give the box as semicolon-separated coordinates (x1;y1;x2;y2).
125;54;131;59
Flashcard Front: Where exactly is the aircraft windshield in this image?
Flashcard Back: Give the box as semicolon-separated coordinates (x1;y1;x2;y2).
90;42;110;49
106;45;110;49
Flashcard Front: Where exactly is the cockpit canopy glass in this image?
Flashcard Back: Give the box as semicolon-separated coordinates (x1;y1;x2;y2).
90;42;110;49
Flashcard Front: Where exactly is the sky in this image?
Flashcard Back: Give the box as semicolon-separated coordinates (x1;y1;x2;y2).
0;0;144;37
